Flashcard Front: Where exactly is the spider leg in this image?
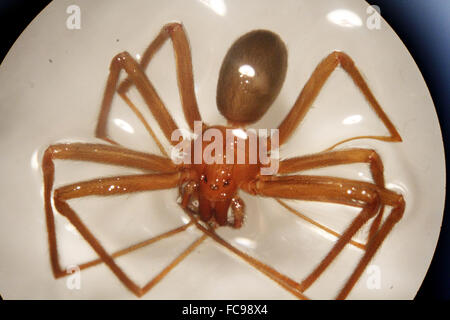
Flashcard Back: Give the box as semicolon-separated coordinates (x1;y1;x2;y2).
139;234;208;295
183;208;309;300
230;196;245;229
179;182;307;298
51;171;201;297
116;92;169;157
179;184;308;298
337;195;404;299
67;221;194;274
279;148;384;185
42;143;182;276
241;175;404;299
118;22;202;131
96;51;180;152
277;51;402;147
43;143;177;173
279;148;386;239
275;199;365;250
96;49;167;155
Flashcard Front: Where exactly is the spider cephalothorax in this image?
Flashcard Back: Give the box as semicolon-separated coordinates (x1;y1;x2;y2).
184;124;264;226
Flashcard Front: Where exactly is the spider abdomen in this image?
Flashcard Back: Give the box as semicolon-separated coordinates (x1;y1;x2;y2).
216;29;288;125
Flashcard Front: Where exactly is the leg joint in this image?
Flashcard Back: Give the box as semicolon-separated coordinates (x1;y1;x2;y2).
367;149;382;164
391;195;405;222
164;22;183;34
363;190;382;219
332;51;353;67
112;51;133;67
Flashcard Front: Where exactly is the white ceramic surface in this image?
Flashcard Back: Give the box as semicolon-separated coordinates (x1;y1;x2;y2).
0;0;445;299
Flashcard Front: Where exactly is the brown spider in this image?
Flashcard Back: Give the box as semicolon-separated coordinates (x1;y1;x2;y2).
42;23;405;299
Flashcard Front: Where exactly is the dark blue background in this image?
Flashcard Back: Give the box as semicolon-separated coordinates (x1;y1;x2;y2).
0;0;448;299
367;0;449;300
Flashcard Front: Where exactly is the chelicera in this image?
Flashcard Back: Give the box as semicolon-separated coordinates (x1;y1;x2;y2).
42;23;405;299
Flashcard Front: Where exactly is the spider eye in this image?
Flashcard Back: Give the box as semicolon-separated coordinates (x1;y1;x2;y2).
223;179;230;187
201;174;207;183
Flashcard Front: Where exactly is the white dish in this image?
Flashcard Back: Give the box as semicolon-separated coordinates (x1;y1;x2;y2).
0;0;445;299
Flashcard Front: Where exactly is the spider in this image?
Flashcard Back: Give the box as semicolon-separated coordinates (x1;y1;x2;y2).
42;23;405;299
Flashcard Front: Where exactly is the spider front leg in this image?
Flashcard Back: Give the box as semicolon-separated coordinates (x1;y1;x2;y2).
242;175;404;299
96;51;180;152
278;51;402;148
118;22;202;131
96;23;202;154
